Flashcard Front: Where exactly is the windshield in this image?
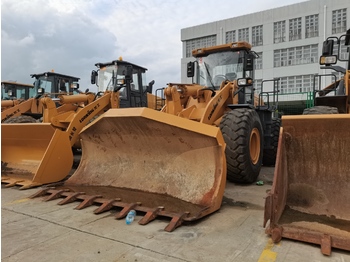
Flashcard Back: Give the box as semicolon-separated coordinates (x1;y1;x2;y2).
197;50;251;89
1;84;32;100
97;64;129;92
34;77;54;95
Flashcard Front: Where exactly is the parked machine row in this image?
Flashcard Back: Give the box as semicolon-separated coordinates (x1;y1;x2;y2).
2;28;350;255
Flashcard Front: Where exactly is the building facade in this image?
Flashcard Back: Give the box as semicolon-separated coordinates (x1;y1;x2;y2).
180;0;350;94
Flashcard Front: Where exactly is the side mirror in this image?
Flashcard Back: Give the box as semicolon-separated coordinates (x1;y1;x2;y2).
187;62;195;78
125;65;133;82
322;40;334;56
243;53;254;71
91;70;98;84
345;28;350;46
147;80;155;93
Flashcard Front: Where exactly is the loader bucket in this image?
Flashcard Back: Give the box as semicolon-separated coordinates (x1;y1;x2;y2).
1;123;73;189
32;108;226;231
264;114;350;255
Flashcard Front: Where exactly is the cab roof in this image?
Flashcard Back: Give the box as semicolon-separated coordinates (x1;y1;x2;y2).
95;59;147;72
1;81;34;88
192;41;252;57
30;72;80;81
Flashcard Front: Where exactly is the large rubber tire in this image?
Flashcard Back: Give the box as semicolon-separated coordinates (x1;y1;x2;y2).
3;115;37;123
262;118;281;166
303;106;339;115
220;108;263;183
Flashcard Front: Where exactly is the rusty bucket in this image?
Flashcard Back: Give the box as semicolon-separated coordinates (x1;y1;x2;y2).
264;114;350;255
32;108;226;231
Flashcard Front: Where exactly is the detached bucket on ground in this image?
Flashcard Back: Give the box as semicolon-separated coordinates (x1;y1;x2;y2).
264;114;350;255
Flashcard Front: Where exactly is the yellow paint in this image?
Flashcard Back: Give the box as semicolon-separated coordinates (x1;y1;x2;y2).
4;198;30;206
258;238;277;262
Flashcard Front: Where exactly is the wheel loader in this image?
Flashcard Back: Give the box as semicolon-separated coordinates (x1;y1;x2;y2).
2;60;153;189
30;42;280;232
264;29;350;255
1;81;35;111
1;72;82;123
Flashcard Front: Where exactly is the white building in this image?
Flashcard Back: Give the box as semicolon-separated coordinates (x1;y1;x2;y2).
181;0;349;95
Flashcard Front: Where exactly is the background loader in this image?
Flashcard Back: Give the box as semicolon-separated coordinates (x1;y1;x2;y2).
2;60;153;189
31;42;280;231
264;29;350;255
1;81;35;107
1;72;82;123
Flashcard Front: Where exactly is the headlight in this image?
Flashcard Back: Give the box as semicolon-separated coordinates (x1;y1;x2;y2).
117;79;125;85
237;78;253;87
319;55;337;65
38;88;44;94
7;90;13;96
70;83;79;89
238;78;247;86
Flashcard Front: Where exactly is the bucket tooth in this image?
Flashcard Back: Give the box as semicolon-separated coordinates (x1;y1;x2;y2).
164;212;190;232
321;235;332;256
44;189;71;201
58;192;86;205
93;198;121;214
115;203;141;219
29;188;54;198
4;180;25;188
138;206;164;225
75;195;102;210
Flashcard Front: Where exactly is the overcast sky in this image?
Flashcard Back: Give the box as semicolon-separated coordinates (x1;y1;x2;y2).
1;0;307;92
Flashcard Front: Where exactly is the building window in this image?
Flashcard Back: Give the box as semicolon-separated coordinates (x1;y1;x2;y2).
226;30;236;43
255;52;263;70
252;25;263;46
288;48;295;66
280;77;287;93
254;79;262;94
185;35;216;58
305;14;319;38
289;17;302;41
274;50;281;67
274;44;318;67
279;74;319;94
274;20;286;43
334;39;350;60
332;8;347;34
238;28;249;42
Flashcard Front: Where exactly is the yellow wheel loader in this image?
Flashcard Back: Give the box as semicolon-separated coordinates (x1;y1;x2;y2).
1;72;82;123
1;81;34;111
31;42;280;231
2;60;153;189
264;29;350;255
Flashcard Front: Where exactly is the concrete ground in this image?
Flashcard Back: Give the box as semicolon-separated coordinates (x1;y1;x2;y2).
2;167;349;262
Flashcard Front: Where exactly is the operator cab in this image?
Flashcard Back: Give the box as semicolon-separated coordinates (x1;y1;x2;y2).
1;81;34;100
314;28;350;113
91;58;152;108
187;42;257;105
30;72;81;98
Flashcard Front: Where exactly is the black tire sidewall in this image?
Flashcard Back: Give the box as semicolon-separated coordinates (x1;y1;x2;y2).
3;115;37;123
262;118;281;166
220;108;263;183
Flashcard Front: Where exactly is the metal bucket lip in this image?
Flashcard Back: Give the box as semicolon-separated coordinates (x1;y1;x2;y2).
282;114;350;120
81;107;226;145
